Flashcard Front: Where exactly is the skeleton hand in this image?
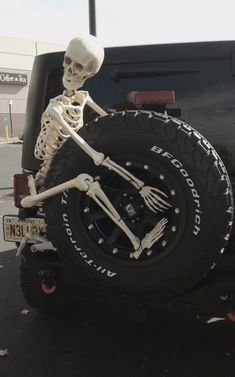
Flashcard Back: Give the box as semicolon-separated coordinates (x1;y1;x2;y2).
140;186;171;213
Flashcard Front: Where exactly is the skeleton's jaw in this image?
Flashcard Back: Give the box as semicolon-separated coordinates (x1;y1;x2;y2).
62;75;85;91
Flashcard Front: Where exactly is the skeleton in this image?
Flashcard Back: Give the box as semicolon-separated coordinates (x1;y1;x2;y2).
20;35;171;259
34;35;105;187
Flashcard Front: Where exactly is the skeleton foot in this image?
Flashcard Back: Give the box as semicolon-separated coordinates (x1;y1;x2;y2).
130;218;168;260
16;232;54;256
140;186;171;213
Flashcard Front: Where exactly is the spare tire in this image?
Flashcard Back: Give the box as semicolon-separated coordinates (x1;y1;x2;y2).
44;111;233;297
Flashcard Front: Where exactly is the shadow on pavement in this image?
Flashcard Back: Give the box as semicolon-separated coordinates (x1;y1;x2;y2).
1;249;235;377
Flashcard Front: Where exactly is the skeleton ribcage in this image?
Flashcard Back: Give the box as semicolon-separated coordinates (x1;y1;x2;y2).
34;91;88;183
34;92;87;161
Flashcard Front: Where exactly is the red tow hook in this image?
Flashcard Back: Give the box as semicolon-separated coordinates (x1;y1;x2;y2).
40;271;57;294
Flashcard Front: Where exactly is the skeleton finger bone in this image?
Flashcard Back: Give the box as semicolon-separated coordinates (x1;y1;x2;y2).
140;186;172;213
130;218;168;260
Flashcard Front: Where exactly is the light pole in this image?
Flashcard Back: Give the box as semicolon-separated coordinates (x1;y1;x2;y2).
89;0;96;36
8;99;13;138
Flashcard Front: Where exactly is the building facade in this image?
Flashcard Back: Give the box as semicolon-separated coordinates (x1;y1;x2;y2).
0;36;65;139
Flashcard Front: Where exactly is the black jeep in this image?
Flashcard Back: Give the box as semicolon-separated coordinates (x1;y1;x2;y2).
4;40;235;318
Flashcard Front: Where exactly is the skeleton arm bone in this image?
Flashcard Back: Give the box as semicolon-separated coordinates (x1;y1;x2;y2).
47;104;171;213
47;105;105;165
86;95;107;117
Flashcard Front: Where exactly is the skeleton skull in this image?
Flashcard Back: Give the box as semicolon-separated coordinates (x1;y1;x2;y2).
62;35;104;91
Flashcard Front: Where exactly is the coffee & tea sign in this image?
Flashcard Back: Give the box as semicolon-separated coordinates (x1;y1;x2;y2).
0;72;27;86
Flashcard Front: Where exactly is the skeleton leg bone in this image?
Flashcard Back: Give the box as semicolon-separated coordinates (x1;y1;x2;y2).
17;232;55;256
85;180;141;251
21;173;168;259
130;218;168;259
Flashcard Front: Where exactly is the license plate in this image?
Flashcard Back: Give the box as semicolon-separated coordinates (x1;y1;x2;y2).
3;215;46;242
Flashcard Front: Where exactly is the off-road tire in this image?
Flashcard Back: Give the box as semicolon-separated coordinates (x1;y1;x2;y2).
44;111;233;298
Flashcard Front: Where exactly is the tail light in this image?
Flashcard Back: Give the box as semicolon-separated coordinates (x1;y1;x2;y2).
127;91;176;105
14;174;30;208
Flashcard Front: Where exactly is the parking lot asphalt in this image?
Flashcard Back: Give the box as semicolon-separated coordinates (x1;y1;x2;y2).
0;248;235;377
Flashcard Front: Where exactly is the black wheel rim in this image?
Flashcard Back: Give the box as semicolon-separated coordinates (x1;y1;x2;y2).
78;155;187;264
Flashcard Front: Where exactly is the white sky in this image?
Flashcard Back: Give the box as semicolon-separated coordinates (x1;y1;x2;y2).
0;0;235;46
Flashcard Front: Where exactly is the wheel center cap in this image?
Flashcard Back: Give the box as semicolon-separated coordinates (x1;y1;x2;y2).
124;203;136;218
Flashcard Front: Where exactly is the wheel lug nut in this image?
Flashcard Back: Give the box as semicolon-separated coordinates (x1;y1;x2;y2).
112;248;118;254
98;238;104;244
147;250;152;256
160;174;165;180
170;189;176;196
171;226;177;232
161;240;167;247
88;224;94;230
83;207;89;213
174;208;180;214
125;161;132;166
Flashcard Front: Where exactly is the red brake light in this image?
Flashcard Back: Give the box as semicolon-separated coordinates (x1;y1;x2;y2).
14;174;30;208
127;91;176;105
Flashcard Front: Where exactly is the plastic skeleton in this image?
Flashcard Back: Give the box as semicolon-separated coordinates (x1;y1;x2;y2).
19;35;171;259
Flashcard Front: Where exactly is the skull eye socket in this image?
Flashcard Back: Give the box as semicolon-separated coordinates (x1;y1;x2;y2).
74;62;84;72
64;56;72;65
